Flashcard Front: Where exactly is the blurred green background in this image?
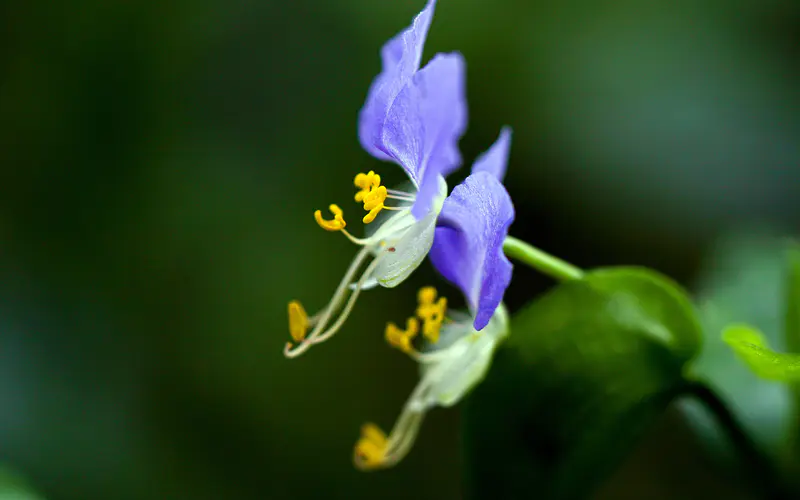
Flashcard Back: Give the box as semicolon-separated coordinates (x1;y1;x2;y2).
1;0;799;498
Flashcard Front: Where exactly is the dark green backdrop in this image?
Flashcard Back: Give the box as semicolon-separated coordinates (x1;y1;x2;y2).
1;0;799;498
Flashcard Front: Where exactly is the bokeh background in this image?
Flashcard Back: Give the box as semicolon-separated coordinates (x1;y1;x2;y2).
1;0;799;498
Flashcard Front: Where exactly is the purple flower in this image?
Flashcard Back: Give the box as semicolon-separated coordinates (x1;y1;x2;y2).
287;0;515;471
286;0;468;358
353;130;515;471
430;127;515;330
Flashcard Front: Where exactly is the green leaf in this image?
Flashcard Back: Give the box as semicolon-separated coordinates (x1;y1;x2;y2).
722;324;800;381
462;267;701;499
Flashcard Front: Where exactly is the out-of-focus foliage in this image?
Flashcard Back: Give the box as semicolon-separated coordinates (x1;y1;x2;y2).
690;237;800;492
723;324;800;382
682;232;797;459
787;246;800;465
716;244;800;385
463;267;701;498
0;467;44;500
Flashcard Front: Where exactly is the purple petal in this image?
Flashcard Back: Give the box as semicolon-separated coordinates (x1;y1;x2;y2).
374;53;467;195
357;1;467;205
406;53;468;217
358;0;437;164
471;127;512;182
430;171;515;330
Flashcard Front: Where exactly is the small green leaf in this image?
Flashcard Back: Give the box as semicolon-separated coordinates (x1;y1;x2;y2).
462;267;701;499
722;324;800;382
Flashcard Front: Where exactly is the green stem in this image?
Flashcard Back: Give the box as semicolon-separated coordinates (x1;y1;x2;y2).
502;236;584;281
683;381;791;499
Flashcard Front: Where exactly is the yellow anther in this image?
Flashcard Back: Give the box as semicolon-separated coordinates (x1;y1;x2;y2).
314;204;347;231
362;185;387;210
354;423;388;470
288;300;309;343
416;287;447;343
354;171;382;202
417;288;447;323
353;171;388;224
417;286;437;306
385;317;419;353
363;207;382;224
362;193;386;224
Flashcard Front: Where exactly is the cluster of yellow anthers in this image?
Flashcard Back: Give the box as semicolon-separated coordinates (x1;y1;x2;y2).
352;287;449;470
385;286;448;355
314;171;413;235
353;171;387;224
288;285;448;359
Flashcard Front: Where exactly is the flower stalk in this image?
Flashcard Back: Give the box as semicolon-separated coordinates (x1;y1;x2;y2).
502;236;584;281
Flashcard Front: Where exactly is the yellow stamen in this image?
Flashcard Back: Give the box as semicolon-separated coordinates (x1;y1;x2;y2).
314;204;347;231
354;385;430;471
354;171;381;202
385;317;419;354
284;247;374;359
353;423;388;471
288;300;309;343
417;286;436;305
362;185;387;224
416;287;447;343
353;171;389;224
